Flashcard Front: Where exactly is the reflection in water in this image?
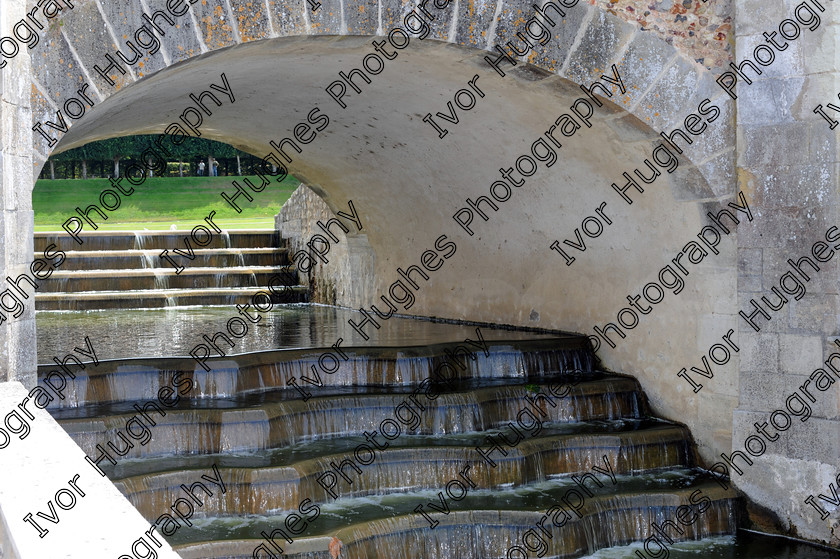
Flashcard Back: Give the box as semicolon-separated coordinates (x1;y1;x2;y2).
36;304;563;362
37;305;840;559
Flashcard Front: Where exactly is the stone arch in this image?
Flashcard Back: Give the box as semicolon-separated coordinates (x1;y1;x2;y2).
16;0;740;481
30;0;734;188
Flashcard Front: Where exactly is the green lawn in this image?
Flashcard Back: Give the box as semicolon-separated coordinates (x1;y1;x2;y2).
33;175;300;231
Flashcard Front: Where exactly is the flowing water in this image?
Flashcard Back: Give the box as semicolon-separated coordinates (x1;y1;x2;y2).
36;304;840;558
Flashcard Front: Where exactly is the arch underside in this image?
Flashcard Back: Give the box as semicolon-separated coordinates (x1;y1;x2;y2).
27;0;738;510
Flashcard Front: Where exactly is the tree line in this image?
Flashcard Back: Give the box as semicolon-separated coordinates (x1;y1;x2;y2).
40;135;265;179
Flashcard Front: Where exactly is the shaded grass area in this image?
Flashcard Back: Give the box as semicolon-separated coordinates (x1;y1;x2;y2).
33;175;299;231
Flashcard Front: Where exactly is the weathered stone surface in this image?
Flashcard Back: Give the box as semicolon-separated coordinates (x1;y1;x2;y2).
95;0;169;78
343;0;379;35
528;3;591;75
230;0;273;42
592;0;732;72
697;148;737;198
2;0;837;548
30;26;99;106
632;55;701;130
379;0;415;38
563;9;636;92
615;29;678;110
192;0;239;49
307;0;344;35
143;0;206;64
454;0;498;49
276;183;376;306
266;0;309;36
59;0;137;91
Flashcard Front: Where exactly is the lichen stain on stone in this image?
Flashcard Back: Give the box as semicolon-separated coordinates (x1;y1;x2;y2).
737;168;757;207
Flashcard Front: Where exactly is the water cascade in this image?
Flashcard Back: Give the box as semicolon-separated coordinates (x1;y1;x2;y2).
41;310;743;559
34;231;306;310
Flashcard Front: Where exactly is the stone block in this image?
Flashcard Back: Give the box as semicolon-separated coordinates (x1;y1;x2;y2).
0;211;5;258
265;0;309;36
8;155;33;212
380;0;416;39
681;89;736;164
698;149;737;198
770;247;838;296
734;0;786;36
739;371;784;413
739;247;762;275
5;317;36;387
613;29;676;111
307;0;346;35
747;163;835;209
735;32;803;81
737;291;788;333
59;1;137;88
789;293;840;334
453;0;499;49
191;0;239;49
143;0;206;64
632;56;702;133
5;210;33;267
741;122;810;169
563;10;636;99
736;78;796;126
605;113;661;143
30;26;96;110
809;120;838;165
786;418;840;462
96;0;169;78
229;0;273;42
740;331;779;372
529;2;592;75
740;274;763;292
343;0;379;35
803;24;840;75
29;85;57;154
0;102;29;158
668;164;717;201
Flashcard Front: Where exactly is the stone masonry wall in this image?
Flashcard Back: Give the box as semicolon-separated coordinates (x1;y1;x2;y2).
594;0;733;71
276;184;376;308
0;0;36;387
731;0;840;545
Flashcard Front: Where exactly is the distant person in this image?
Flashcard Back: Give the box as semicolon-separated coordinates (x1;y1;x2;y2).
329;536;342;559
197;161;205;176
212;159;219;176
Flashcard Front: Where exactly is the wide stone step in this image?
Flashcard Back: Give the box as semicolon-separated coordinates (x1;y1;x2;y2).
112;420;694;516
42;248;290;270
35;230;280;251
41;337;596;408
55;376;646;460
37;266;297;292
35;285;309;311
167;471;737;559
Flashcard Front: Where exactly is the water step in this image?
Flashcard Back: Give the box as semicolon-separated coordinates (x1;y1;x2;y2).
35;230;280;252
38;266;298;292
35;285;309;311
56;376;646;460
113;420;694;517
167;471;737;559
40;338;596;407
44;248;289;271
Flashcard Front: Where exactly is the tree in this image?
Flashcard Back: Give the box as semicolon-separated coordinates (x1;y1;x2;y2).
43;134;258;179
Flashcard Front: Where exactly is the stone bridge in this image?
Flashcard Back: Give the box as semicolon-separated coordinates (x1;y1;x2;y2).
0;0;838;546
